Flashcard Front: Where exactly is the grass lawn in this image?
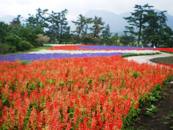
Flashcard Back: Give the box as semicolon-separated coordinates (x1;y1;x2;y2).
150;56;173;65
0;44;52;55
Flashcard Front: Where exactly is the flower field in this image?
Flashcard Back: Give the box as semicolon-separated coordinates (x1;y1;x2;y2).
160;63;173;68
0;45;159;62
49;45;152;51
0;56;172;130
0;53;122;61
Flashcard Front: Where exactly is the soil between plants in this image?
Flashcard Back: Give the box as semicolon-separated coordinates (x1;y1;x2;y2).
125;82;173;130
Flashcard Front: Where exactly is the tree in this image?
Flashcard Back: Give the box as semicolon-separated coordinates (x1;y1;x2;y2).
124;4;173;47
90;16;104;38
143;10;173;47
19;25;44;46
47;9;70;43
72;14;85;37
35;8;49;28
26;8;49;30
0;22;9;43
36;34;50;44
27;15;38;27
82;17;92;37
59;9;70;43
11;15;22;26
142;10;160;47
120;34;135;46
48;11;61;41
163;26;173;47
72;15;92;38
110;33;120;45
102;24;111;38
100;24;112;45
124;4;153;46
10;15;44;47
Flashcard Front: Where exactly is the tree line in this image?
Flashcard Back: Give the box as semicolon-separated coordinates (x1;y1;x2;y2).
124;4;173;47
0;8;116;53
0;4;173;54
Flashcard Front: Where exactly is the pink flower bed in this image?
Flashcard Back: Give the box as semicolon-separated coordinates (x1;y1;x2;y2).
155;48;173;53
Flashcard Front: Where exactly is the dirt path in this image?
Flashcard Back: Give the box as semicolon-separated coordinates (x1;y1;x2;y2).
126;52;173;65
125;82;173;130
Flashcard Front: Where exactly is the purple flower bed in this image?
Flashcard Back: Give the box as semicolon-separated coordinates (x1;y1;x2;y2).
0;52;123;61
80;45;153;50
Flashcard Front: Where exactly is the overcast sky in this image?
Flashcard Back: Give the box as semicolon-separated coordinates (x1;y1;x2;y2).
0;0;173;20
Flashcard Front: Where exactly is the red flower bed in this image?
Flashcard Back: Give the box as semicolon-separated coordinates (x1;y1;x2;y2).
0;56;172;129
158;63;173;68
155;48;173;53
49;45;82;50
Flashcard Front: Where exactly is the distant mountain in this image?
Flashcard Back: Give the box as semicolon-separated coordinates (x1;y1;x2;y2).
85;10;128;34
85;10;173;33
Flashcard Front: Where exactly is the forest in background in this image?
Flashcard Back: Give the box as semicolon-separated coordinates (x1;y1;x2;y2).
0;4;173;54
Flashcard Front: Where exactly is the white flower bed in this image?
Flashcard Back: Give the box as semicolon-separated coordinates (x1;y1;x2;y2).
29;50;159;54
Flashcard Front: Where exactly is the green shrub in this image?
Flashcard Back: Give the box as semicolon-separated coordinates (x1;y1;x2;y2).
36;34;50;45
120;35;135;46
5;34;22;46
122;107;141;129
17;40;33;51
5;34;33;51
82;37;101;44
0;44;16;54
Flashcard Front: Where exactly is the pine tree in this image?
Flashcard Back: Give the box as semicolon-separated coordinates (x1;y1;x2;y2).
143;10;173;47
90;16;104;38
124;4;153;46
102;24;111;38
72;15;92;38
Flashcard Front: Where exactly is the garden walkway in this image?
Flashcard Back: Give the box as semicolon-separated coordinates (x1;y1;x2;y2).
126;52;173;65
